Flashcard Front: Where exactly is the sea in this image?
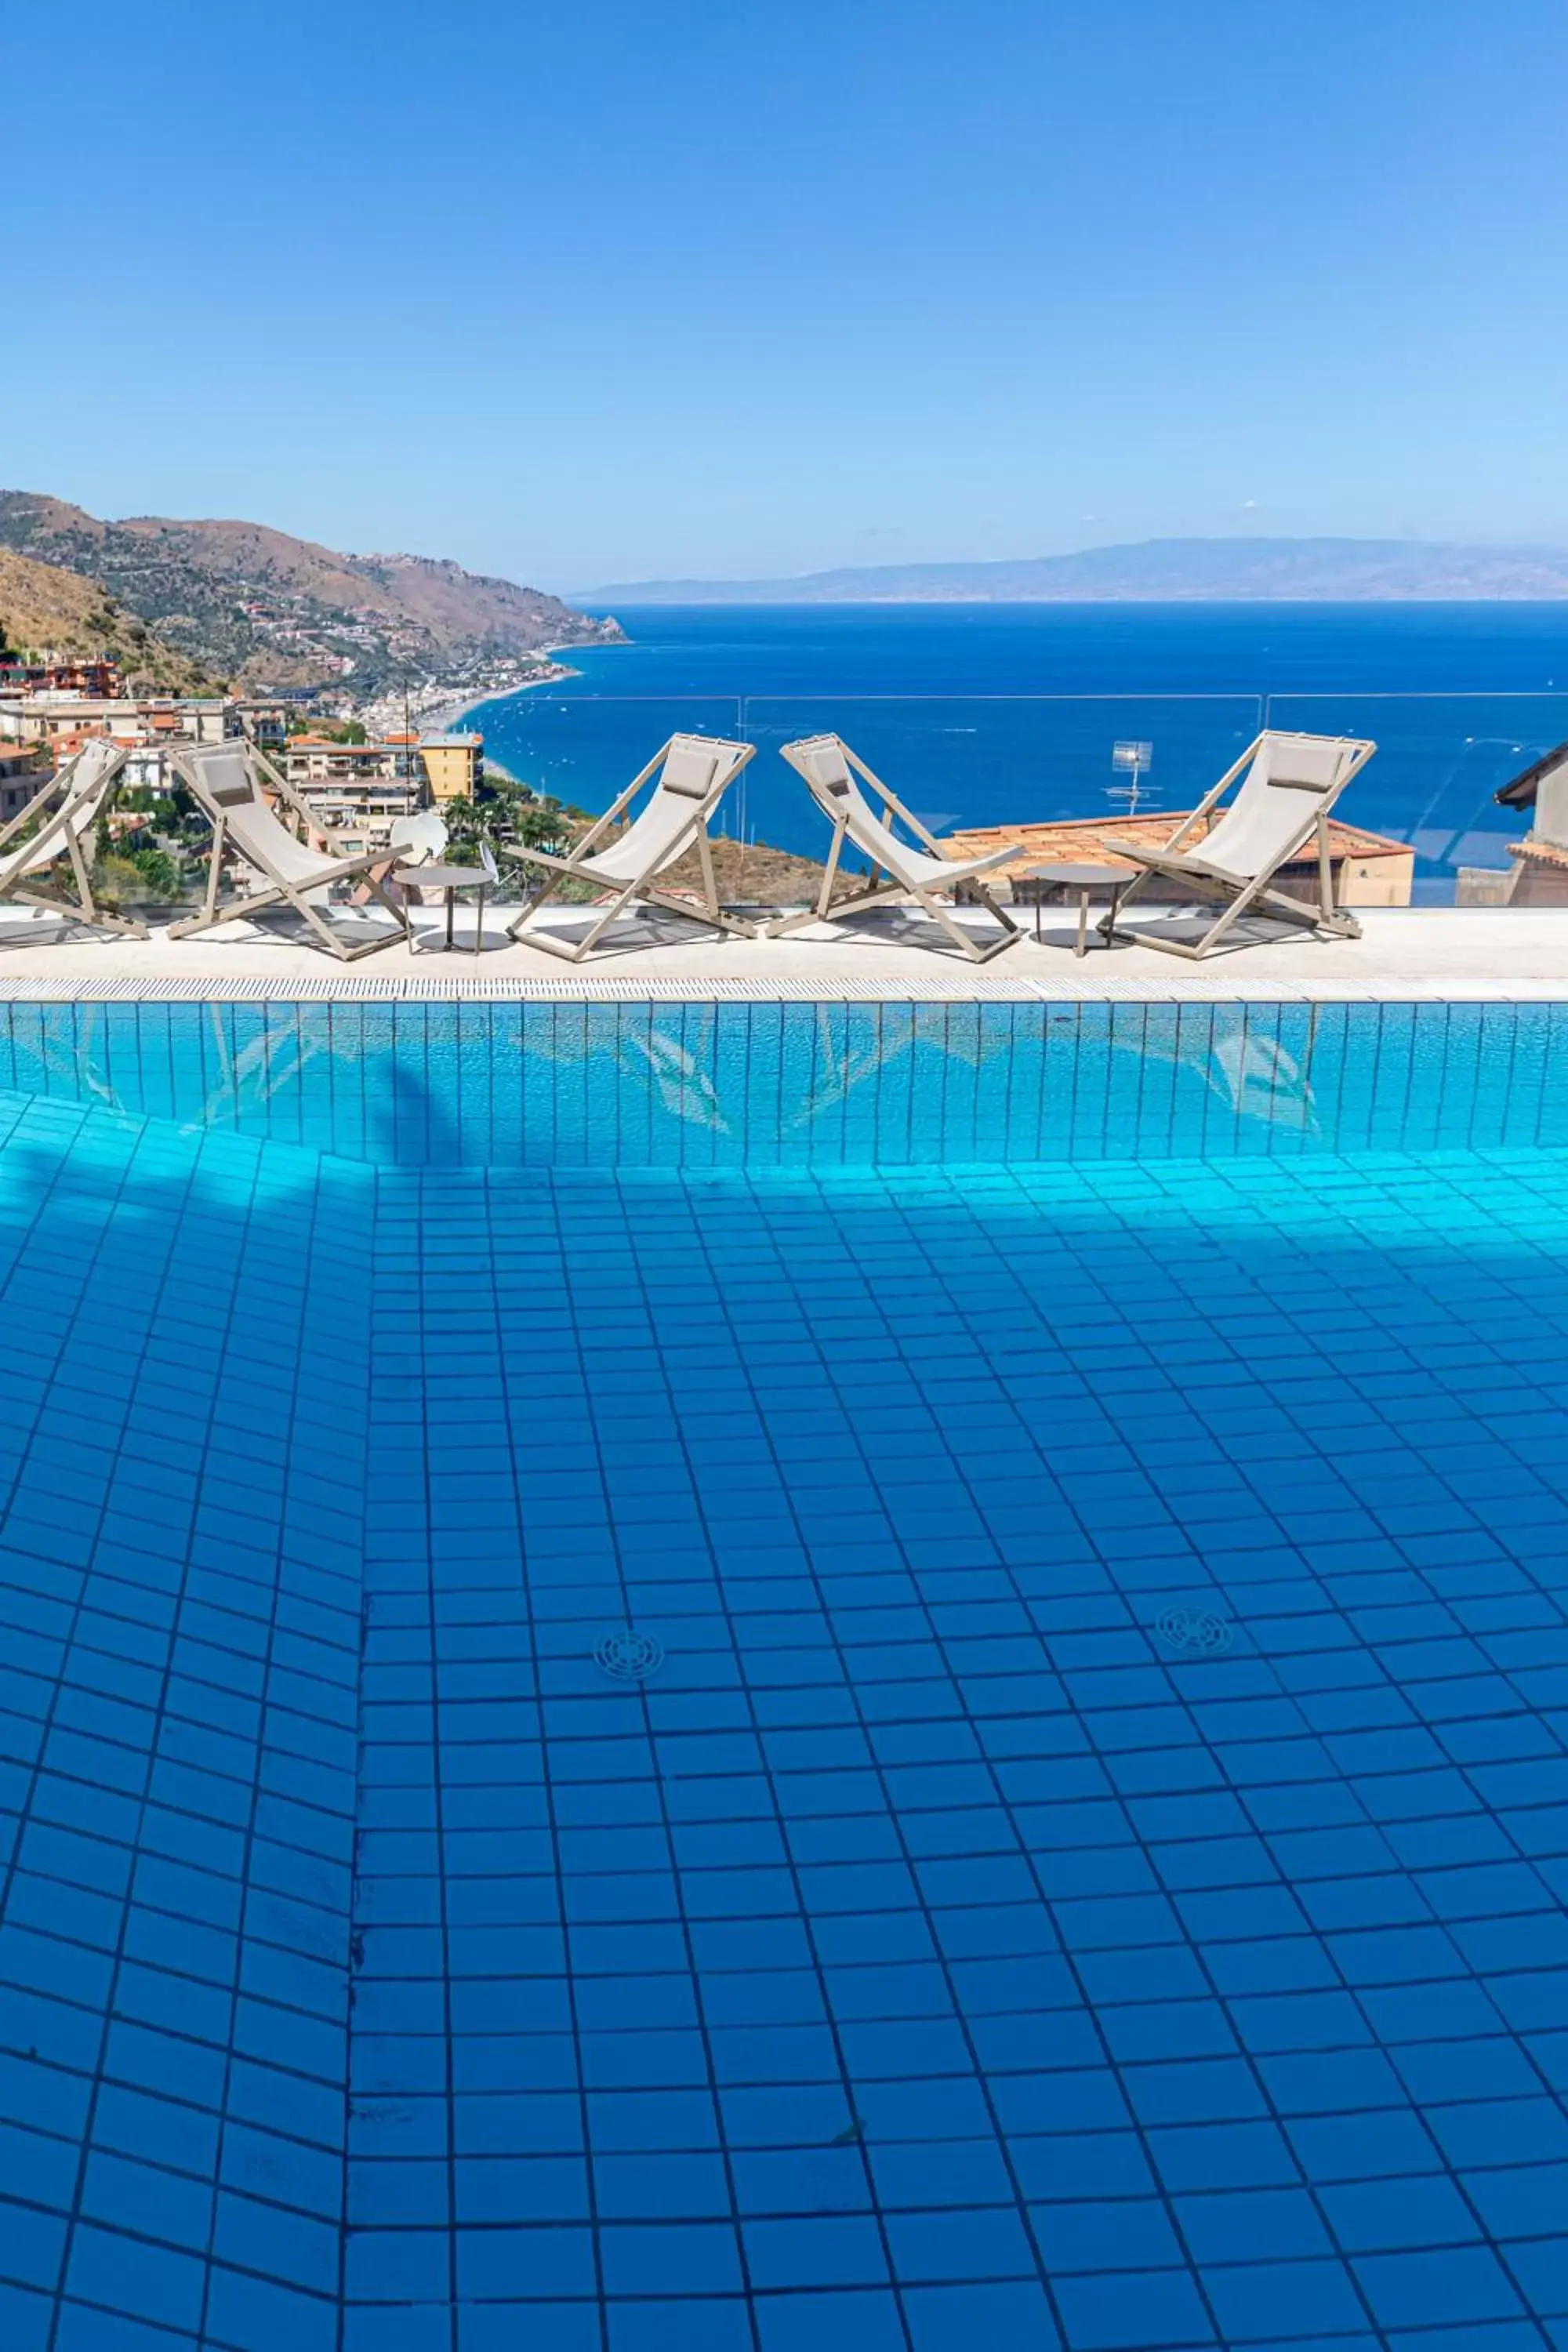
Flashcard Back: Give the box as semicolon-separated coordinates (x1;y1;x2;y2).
466;603;1568;898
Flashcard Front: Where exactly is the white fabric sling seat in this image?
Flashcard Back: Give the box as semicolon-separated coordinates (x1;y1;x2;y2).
0;739;147;942
768;734;1022;963
504;733;757;963
167;740;405;961
1100;730;1377;960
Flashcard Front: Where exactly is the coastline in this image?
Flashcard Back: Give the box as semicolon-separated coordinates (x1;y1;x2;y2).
387;604;1545;884
357;644;595;742
428;661;578;737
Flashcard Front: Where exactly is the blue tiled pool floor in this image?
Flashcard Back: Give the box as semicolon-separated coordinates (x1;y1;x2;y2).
3;1085;1568;2350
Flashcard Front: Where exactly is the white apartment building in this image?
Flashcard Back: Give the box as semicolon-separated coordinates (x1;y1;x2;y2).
282;733;428;850
0;695;238;749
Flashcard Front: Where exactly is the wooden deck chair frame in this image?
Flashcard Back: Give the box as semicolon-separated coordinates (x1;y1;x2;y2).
771;735;1023;964
1102;731;1377;961
0;739;148;940
504;733;758;964
167;740;407;962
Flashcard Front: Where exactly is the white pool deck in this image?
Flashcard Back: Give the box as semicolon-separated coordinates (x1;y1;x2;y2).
1;906;1566;1001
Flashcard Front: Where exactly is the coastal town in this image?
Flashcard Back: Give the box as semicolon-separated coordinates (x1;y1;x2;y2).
0;643;494;858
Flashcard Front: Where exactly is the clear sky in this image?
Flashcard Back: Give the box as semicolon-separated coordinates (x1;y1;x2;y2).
11;0;1568;589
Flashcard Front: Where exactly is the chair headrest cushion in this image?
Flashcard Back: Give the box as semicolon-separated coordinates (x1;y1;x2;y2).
804;742;854;797
202;750;257;808
661;743;720;800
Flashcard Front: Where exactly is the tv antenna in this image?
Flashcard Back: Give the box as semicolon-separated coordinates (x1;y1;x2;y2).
1109;739;1154;815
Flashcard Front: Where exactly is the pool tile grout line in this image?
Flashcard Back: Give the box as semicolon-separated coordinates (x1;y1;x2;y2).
5;1033;1568;2346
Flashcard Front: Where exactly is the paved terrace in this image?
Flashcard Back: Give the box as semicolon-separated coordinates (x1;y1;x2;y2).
0;906;1566;1000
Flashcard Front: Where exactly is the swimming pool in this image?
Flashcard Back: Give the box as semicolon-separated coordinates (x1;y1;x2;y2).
2;997;1566;1166
2;1000;1567;2351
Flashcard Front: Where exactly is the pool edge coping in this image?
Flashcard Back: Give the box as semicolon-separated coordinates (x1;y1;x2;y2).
2;973;1567;1005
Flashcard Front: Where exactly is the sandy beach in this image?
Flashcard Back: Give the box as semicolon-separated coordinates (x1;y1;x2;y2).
356;648;585;743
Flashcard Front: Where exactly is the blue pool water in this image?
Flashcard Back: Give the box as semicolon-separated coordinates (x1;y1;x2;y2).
2;999;1567;1168
3;1001;1568;2351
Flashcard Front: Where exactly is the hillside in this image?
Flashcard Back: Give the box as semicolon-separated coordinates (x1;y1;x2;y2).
0;492;623;697
0;546;224;695
572;536;1568;605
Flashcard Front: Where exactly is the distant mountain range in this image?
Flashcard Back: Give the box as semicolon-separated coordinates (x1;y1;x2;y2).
0;492;622;700
572;537;1568;606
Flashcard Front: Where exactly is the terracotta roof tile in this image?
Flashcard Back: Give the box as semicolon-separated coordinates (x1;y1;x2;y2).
1510;835;1568;869
941;810;1410;880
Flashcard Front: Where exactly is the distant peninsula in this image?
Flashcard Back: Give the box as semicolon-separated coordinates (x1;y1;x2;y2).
571;536;1568;606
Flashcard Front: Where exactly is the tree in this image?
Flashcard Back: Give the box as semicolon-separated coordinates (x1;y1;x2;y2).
444;781;577;862
93;847;180;904
441;793;506;859
510;794;577;856
127;847;180;899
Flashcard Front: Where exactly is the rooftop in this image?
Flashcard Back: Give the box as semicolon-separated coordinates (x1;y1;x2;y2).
287;737;405;757
943;808;1411;880
1512;834;1568;869
1497;737;1568;809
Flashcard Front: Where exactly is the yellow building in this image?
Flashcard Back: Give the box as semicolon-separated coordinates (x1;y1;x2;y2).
420;733;485;802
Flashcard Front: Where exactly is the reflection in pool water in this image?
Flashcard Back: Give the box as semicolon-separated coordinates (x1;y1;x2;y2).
0;997;1562;1167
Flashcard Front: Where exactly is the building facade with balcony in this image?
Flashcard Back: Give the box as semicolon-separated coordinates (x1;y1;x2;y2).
0;654;123;700
0;742;49;826
419;732;484;802
282;735;428;850
0;695;237;749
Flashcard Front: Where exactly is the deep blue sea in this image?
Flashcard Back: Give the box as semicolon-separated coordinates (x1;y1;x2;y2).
467;604;1568;899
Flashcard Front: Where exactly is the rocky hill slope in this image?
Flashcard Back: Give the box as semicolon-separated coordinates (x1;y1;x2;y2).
0;492;622;696
0;545;223;695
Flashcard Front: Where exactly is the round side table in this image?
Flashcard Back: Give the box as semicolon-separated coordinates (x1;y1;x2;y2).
1022;862;1131;956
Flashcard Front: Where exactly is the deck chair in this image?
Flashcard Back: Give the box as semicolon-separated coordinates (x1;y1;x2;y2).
1102;730;1377;960
0;738;147;941
769;735;1023;963
166;740;405;961
504;733;757;963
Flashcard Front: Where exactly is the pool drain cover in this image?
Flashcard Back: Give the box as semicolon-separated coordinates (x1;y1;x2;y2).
1154;1606;1232;1657
595;1629;666;1683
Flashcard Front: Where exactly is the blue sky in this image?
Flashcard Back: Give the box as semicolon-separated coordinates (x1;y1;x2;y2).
11;0;1568;587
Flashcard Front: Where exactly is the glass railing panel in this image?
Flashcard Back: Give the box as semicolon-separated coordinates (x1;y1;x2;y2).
463;686;750;834
736;692;1265;866
1264;690;1560;901
14;685;1558;916
458;687;1552;909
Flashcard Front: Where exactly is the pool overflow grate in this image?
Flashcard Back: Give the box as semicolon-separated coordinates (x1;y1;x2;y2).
593;1629;666;1682
2;971;1564;1004
0;971;1048;1003
1154;1606;1234;1657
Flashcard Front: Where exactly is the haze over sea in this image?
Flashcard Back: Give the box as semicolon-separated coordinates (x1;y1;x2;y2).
469;604;1568;898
